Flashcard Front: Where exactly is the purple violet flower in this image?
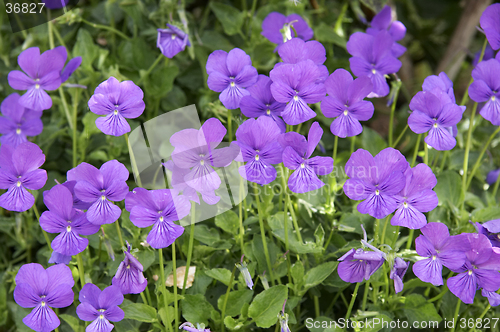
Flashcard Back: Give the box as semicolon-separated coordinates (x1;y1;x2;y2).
40;184;100;256
480;4;500;50
343;147;409;219
278;301;291;332
88;77;145;136
473;219;500;248
482;288;500;307
0;93;43;147
157;24;190;58
180;322;211;332
169;118;239;205
468;59;500;126
366;5;407;57
486;169;500;185
48;251;72;265
14;263;74;332
8;46;80;111
390;257;409;293
162;163;200;204
473;44;495;67
239;75;286;133
346;31;402;97
261;12;313;46
206;48;258;109
67;160;129;225
448;233;500;304
235;116;283;185
280;122;333;193
338;248;385;283
76;284;124;332
391;163;438;229
276;38;329;82
422;72;457;103
112;243;148;294
0;142;47;212
236;257;253;290
413;222;467;286
270;59;326;125
408;88;464;150
321;69;374;138
129;189;190;249
61;180;93;210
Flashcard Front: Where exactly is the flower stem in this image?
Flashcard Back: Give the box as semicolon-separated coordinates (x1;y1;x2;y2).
72;90;79;167
344;282;361;331
280;165;292;284
288;199;303;243
137;54;164;85
411;134;421;167
59;87;74;131
227;109;232;142
328;136;339;208
114;219;125;248
350;136;356;154
450;299;461;332
423;134;429;165
405;229;414;250
492;169;500;199
238;177;245;253
460;38;488;106
81;19;132;41
182;203;196;295
361;280;370;311
32;205;51;250
124;133;143;187
172;242;179;330
253;182;275;285
220;266;236;332
461;102;479;210
158;249;173;332
76;252;85;288
392;125;408;148
388;81;401;147
140;292;149;306
467;126;500;190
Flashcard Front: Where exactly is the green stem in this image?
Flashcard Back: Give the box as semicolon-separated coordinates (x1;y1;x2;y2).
392;124;408;148
124;133;143;187
461;102;478;210
411;134;421;167
280;165;292;285
314;296;320;317
48;16;55;49
172;242;178;330
350;136;356;154
137;54;164;85
423;134;429;165
388;81;401;147
253;183;275;285
238;176;245;252
460;38;488;106
76;252;85;288
288;200;303;243
380;216;390;245
450;299;461;332
182;203;196;295
227;109;232;142
492;168;500;198
32;205;52;251
115;219;125;248
140;292;149;306
439;150;449;172
72;90;79;167
406;229;414;250
361;280;369;311
81;19;132;41
58;88;74;131
220;266;237;332
329;136;339;207
159;249;173;332
344;283;361;331
466;126;500;190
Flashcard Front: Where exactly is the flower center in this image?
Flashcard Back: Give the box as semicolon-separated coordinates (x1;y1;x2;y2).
99;315;104;319
468;270;473;275
35;84;40;89
41;301;46;307
359;259;363;262
300;163;305;168
433;123;438;128
114;109;119;115
403;202;408;208
266;109;271;115
66;225;71;232
171;34;176;40
16;181;21;187
432;255;437;260
16;128;21;134
343;110;348;116
200;159;205;165
101;195;106;201
375;189;380;195
371;69;376;74
230;82;235;87
255;154;260;161
492;96;496;101
159;216;164;222
127;264;131;269
293;95;299;101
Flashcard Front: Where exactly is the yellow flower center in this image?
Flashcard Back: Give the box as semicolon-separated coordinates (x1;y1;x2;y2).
255;155;259;161
66;226;71;232
432;255;437;260
16;181;21;187
343;110;348;116
293;95;299;101
266;109;271;115
101;195;106;201
468;270;473;275
230;82;235;87
371;69;376;74
375;189;380;195
35;84;40;89
16;128;21;134
300;163;305;168
200;159;205;165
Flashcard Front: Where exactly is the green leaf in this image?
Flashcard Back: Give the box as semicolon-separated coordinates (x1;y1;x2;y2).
217;289;254;317
360;127;387;156
248;285;288;328
122;303;157;323
215;210;240;234
193;225;220;245
205;268;232;286
314;22;346;48
59;314;83;332
434;171;462;212
180;294;215;325
73;29;99;69
471;207;500;222
291;261;305;285
158;306;175;327
303;262;338;290
210;2;245;36
143;65;179;98
403;294;442;324
82;112;102;136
